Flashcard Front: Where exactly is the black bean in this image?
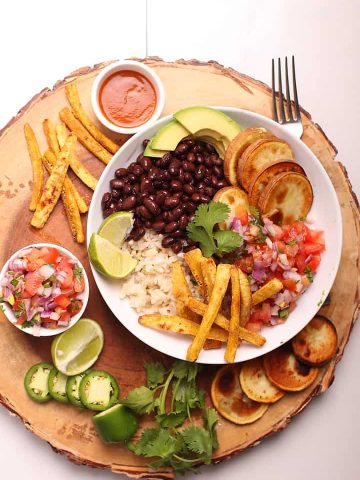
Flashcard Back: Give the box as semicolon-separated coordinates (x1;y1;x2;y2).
140;157;152;171
159;152;172;169
162;236;176;248
101;192;111;210
199;194;210;203
104;207;115;217
175;142;189;154
204;186;214;197
191;193;202;203
211;175;219;187
111;189;121;201
165;221;178;233
171;207;182;221
153;220;165;232
186;138;195;146
204;156;214;168
182;195;190;202
217;179;228;189
184;201;196;213
213;166;224;179
169;163;180;177
162;211;171;222
214;157;223;166
142;139;150;148
197;181;206;190
172;229;184;238
187;152;196;162
178;169;185;183
195;165;206;180
183;244;197;253
121;195;137;210
178;215;188;230
138;205;153;219
155;190;167;206
131;227;146;241
133;164;143;177
205;143;216;153
137;153;145;163
183;184;195;195
132;183;140;194
140;178;151;193
143;198;161;216
164;196;180;209
115;199;123;211
171;241;183;254
193;145;203;154
110;178;125;190
115;168;127;178
183;172;193;183
127;173;137;184
170;179;182;191
144;220;152;229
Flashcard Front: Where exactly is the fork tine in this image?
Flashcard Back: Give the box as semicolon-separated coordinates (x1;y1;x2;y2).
272;59;279;123
277;58;286;123
292;56;301;121
285;57;294;122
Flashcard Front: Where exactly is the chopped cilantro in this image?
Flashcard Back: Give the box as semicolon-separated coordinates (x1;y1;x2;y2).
73;264;83;282
43;282;51;288
304;265;314;283
279;308;289;319
21;321;34;329
10;278;19;287
286;239;297;246
249;206;262;224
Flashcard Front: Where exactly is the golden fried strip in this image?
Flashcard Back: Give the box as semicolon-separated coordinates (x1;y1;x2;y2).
59;107;112;164
187;264;232;361
139;314;228;342
24;124;44;211
56;122;97;191
238;268;252;326
43;151;84;243
44;143;88;214
31;134;76;228
224;266;241;363
200;257;217;302
43;119;60;156
252;278;283;305
171;261;200;322
186;297;265;347
184;248;205;297
65;82;120;154
204;340;223;350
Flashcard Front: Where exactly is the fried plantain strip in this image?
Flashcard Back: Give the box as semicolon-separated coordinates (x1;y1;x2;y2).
252;278;283;305
238;268;252;326
43;150;84;243
138;314;228;342
203;339;223;349
187;264;231;361
186;297;265;347
171;261;200;322
43;118;60;156
24;124;44;211
44;142;88;214
56;122;97;191
200;257;217;302
59;107;112;164
225;266;241;363
31;134;76;229
65;82;120;154
184;248;205;297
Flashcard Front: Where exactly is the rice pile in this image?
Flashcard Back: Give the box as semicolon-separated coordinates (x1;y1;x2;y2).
119;231;194;315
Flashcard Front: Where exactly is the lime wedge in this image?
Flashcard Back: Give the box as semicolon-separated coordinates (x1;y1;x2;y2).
89;233;137;279
51;318;104;376
93;404;139;443
98;211;134;248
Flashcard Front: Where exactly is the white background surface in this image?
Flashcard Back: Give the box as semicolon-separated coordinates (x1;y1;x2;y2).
0;1;359;479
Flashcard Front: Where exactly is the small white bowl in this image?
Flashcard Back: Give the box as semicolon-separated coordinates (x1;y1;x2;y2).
91;60;165;135
0;243;89;337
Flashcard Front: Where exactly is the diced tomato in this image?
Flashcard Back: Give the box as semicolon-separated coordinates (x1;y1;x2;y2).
59;311;70;324
245;320;263;332
61;287;76;297
40;247;59;264
68;299;83;316
270;223;285;240
30;295;41;307
249;303;272;325
27;258;46;271
16;316;26;325
295;252;307;274
54;294;71;309
304;242;325;255
74;274;85;293
235;206;249;225
307;255;321;272
56;255;72;271
275;240;286;253
24;271;43;296
59;266;74;289
234;256;254;274
282;279;297;292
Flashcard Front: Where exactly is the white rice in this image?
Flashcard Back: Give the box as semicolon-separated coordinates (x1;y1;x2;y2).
119;231;195;315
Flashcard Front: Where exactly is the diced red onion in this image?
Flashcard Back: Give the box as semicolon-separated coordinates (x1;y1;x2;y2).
265;237;273;249
20;248;33;257
270;317;280;326
252;269;266;282
41;311;52;318
52;287;62;297
50;312;60;321
39;264;55;280
279;253;289;265
58;320;69;327
283;271;301;282
37;286;44;296
270;305;280;316
254;259;272;269
47;301;57;310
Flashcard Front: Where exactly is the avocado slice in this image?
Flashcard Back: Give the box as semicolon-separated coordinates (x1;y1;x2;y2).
143;142;167;158
174;106;242;145
150;119;190;151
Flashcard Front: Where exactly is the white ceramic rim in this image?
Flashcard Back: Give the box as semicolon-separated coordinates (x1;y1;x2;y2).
87;107;343;364
91;60;165;135
0;243;89;337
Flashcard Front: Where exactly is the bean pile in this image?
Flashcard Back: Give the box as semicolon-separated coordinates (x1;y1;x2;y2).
101;138;229;253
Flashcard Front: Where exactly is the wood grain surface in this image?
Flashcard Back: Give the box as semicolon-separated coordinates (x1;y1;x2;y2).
0;58;358;479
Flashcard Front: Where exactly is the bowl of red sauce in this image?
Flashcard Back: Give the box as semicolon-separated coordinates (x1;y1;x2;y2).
91;60;165;134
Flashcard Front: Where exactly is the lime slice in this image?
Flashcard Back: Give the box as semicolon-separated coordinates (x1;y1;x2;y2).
93;404;138;443
98;211;134;248
51;318;104;376
89;233;137;279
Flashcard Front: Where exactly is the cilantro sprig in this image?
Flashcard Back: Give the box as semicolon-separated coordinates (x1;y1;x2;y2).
186;201;242;257
122;360;219;473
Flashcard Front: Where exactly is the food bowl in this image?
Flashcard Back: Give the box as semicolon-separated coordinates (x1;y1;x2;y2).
0;243;89;337
91;60;165;135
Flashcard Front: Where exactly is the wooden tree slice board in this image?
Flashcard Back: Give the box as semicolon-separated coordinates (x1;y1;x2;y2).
0;58;359;479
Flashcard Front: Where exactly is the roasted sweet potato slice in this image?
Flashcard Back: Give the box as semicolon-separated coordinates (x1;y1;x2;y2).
291;315;338;366
237;139;295;191
224;128;272;185
213;186;249;230
240;358;284;403
211;364;268;425
258;171;313;224
263;346;318;392
248;160;305;207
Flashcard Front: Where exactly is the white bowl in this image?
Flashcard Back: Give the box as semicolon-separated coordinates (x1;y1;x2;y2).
87;107;342;364
91;60;165;135
0;243;89;337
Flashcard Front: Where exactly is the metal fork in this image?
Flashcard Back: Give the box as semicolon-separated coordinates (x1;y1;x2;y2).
272;56;303;138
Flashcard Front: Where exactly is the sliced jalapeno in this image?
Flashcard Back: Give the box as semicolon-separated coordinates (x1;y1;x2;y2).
24;362;53;403
48;367;69;403
79;370;119;411
66;370;91;407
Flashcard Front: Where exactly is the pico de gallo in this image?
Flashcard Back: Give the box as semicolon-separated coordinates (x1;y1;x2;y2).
231;207;325;332
0;246;85;335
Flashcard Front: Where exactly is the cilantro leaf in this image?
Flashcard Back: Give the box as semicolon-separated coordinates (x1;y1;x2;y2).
73;264;83;282
186;223;215;257
249;205;261;223
304;265;314;283
279;308;289;319
286;239;297;246
213;230;242;253
181;426;213;464
156;411;187;428
193;202;230;235
129;428;180;459
120;386;155;414
171;360;190;380
145;361;166;389
203;408;219;449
